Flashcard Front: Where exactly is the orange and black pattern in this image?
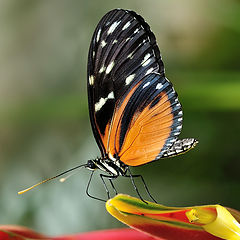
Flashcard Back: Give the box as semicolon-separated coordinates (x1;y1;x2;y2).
87;9;198;168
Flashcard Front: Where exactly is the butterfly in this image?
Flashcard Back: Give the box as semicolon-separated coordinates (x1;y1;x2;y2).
85;9;198;201
18;9;198;202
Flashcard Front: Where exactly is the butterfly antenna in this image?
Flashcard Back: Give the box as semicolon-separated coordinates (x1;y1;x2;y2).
18;163;87;195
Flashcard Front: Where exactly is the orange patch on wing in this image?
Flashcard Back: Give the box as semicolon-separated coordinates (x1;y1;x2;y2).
101;121;110;149
107;82;142;156
119;91;174;166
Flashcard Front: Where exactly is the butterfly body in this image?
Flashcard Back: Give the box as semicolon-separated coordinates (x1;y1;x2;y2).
87;158;127;176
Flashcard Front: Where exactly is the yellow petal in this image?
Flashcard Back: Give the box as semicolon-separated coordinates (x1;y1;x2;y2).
186;207;217;224
203;205;240;240
186;204;240;239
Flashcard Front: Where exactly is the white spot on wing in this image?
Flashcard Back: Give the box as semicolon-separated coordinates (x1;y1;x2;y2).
99;65;106;73
142;59;151;67
134;28;139;34
141;53;151;67
95;91;115;112
95;98;105;112
122;21;131;30
143;54;151;61
96;29;101;42
89;75;94;85
113;39;118;44
108;21;121;35
178;111;183;115
145;67;154;75
156;83;163;89
107;91;114;99
177;126;182;130
127;51;134;59
178;117;183;122
125;74;135;85
101;40;107;48
143;81;150;88
106;61;115;74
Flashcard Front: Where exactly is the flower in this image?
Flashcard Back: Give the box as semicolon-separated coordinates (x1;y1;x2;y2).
1;194;240;240
106;194;240;240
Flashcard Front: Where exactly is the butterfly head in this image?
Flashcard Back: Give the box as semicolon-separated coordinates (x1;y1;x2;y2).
86;159;99;170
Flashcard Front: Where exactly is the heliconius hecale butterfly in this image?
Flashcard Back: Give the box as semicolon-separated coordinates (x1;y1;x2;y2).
85;8;198;202
18;9;198;203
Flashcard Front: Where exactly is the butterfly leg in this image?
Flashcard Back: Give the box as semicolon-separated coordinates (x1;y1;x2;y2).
130;174;157;203
109;178;118;195
86;170;106;202
125;167;157;203
124;167;148;204
100;174;118;198
100;174;111;199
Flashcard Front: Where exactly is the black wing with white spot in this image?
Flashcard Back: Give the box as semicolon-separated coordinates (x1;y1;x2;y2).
87;9;198;163
87;9;165;156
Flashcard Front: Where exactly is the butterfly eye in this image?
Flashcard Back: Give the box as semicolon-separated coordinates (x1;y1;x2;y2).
87;160;97;170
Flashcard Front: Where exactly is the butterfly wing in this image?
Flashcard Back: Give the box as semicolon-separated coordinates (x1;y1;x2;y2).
87;9;198;164
87;9;165;156
161;138;198;159
106;73;188;166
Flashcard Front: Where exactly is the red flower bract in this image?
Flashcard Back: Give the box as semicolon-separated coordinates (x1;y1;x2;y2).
106;194;240;240
0;225;47;240
0;225;159;240
55;228;159;240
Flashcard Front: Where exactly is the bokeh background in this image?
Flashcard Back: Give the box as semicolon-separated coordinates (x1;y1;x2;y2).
0;0;239;236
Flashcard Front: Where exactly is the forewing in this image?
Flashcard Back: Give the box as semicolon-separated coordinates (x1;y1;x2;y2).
87;9;164;156
107;73;184;166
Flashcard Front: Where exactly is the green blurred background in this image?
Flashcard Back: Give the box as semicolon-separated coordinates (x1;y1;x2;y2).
0;0;239;236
